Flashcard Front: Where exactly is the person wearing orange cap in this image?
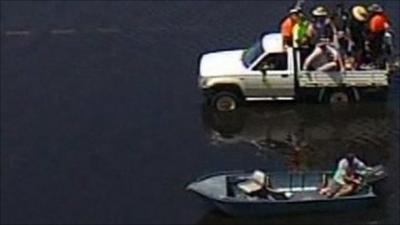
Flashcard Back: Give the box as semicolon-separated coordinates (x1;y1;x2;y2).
281;8;301;48
366;4;391;67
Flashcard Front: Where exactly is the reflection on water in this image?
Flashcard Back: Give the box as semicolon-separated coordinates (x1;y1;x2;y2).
202;103;393;171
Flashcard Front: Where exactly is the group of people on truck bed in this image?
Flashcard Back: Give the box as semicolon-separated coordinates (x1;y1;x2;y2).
280;3;392;71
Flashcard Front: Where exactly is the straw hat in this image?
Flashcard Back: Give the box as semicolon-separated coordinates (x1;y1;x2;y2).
352;5;368;22
368;4;384;13
312;6;328;17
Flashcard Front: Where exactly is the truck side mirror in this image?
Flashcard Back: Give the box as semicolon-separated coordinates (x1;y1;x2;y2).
261;67;268;82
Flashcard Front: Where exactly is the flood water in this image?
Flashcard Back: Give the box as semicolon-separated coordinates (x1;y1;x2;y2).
1;1;399;224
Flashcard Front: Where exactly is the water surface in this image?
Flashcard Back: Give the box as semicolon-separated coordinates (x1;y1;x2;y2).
1;1;399;224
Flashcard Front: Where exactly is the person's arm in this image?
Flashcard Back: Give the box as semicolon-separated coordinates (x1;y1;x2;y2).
345;26;354;53
333;159;347;185
330;20;340;49
281;18;292;48
307;23;315;44
344;174;362;185
293;24;300;48
354;158;367;170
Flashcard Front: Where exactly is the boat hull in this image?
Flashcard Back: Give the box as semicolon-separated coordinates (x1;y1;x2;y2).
186;170;383;217
213;196;376;216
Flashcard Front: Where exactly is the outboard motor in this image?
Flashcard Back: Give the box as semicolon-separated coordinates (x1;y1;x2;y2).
362;165;388;196
362;165;387;184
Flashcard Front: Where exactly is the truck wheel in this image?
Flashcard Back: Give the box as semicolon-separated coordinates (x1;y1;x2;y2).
329;91;350;104
211;91;240;112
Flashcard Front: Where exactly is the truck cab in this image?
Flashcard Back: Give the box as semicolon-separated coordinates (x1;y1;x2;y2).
199;33;392;111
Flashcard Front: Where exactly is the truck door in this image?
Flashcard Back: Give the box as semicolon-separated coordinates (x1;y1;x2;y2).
243;51;295;98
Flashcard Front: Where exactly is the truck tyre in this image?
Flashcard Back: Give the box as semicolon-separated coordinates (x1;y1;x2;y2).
329;91;350;104
211;91;240;112
378;87;389;101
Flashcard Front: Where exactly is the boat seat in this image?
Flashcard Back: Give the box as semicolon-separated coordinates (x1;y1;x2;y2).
237;170;266;194
236;171;292;200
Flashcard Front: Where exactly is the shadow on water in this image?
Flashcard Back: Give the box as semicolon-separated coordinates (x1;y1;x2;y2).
202;102;394;171
196;204;387;225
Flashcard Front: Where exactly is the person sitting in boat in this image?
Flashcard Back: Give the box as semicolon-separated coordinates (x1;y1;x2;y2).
319;153;371;198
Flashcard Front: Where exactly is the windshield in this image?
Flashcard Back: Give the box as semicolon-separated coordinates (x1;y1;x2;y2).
242;39;264;68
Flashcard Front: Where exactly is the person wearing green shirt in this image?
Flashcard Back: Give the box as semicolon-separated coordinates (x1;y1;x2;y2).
293;13;312;48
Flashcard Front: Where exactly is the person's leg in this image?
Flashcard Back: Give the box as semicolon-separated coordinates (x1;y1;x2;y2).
303;45;322;70
317;62;338;71
320;179;338;196
323;180;342;198
354;46;365;69
326;44;344;71
319;186;331;195
370;34;384;67
333;184;354;198
338;38;349;67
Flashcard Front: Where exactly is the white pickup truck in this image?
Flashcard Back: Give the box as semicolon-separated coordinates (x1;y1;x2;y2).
198;33;395;111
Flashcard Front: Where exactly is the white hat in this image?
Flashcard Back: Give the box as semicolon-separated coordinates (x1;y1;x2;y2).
289;7;301;14
352;5;368;22
312;6;328;17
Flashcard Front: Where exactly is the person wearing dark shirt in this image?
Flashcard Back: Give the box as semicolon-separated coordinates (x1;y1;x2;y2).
366;4;391;68
348;5;369;69
333;3;351;57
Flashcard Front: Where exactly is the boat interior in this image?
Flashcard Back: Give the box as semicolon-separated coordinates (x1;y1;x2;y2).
225;170;372;201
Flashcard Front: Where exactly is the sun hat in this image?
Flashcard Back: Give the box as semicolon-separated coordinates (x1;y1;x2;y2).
352;5;368;22
312;6;328;17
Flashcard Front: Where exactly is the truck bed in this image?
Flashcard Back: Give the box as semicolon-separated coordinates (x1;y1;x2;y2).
298;70;389;88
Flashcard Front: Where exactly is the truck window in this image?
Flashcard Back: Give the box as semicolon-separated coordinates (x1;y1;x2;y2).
255;53;288;71
242;40;264;68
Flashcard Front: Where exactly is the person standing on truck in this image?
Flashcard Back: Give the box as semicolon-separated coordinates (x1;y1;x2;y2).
293;12;313;49
303;6;344;72
348;5;369;69
281;8;301;48
332;3;351;58
366;4;391;68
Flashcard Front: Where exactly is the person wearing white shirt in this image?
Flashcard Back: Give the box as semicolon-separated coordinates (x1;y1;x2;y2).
320;153;371;198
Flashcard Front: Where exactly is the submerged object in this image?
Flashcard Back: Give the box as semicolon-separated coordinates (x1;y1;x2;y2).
186;166;386;217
